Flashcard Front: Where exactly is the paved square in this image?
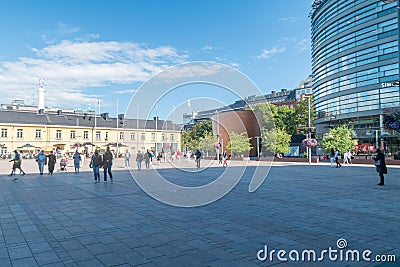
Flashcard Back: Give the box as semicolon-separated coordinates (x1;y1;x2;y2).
0;159;399;266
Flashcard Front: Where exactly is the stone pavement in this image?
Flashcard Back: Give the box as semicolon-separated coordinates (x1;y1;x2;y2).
0;158;399;266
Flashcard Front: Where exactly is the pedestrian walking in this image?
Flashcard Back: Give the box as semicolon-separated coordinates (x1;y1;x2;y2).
36;150;47;175
103;146;113;181
145;149;151;169
343;150;349;165
347;150;354;165
73;150;81;173
334;148;342;168
176;150;182;162
18;150;24;174
9;150;25;177
195;149;202;169
329;148;335;168
373;148;387;186
47;151;56;175
90;150;103;183
136;151;143;170
125;150;131;168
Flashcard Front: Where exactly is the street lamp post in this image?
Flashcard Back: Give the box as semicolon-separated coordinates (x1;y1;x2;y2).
301;94;312;165
255;136;260;158
308;96;311;165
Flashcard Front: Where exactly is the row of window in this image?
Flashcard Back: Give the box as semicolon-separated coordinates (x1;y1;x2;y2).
314;35;397;81
312;18;397;71
0;129;175;142
314;63;399;99
315;87;400;116
312;0;394;38
312;2;395;52
312;0;365;31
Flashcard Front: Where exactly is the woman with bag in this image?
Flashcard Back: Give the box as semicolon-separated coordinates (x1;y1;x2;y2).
9;150;26;177
373;148;387;186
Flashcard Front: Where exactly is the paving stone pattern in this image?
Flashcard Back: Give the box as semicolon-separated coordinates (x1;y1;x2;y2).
0;160;399;266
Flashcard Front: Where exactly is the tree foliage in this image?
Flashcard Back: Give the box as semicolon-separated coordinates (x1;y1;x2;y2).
251;103;292;154
277;106;297;135
262;128;291;155
226;132;253;155
321;125;355;153
198;132;215;156
295;96;315;135
182;120;213;151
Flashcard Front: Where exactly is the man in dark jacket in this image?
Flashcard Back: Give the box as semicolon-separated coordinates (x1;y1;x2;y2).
373;148;387;186
103;146;113;181
195;149;202;169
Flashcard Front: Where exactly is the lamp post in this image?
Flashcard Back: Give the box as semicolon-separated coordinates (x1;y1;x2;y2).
255;136;260;158
301;94;312;165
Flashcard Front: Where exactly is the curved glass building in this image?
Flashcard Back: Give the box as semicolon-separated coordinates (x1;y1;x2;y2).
311;0;400;153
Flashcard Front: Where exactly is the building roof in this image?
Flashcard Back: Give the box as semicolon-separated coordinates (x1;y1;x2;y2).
0;110;179;131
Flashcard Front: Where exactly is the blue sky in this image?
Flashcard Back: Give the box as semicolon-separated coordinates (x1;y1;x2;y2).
0;0;312;122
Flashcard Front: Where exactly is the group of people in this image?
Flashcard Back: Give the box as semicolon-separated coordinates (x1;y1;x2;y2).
89;146;114;183
133;150;153;170
329;148;354;168
329;148;387;186
34;150;79;175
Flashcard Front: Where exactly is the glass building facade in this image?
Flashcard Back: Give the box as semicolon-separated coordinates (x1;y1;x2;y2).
311;0;400;154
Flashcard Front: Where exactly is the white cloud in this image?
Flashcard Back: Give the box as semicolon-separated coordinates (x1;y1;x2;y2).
115;89;138;94
0;40;187;108
257;46;286;59
155;62;234;81
298;38;311;51
277;17;297;23
57;22;80;34
201;45;218;51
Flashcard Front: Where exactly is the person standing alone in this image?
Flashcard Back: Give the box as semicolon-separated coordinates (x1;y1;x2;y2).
103;146;113;182
195;149;202;169
373;148;387;186
73;150;81;174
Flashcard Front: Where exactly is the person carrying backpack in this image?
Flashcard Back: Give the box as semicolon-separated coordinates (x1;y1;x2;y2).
9;150;26;177
36;150;47;175
89;149;103;183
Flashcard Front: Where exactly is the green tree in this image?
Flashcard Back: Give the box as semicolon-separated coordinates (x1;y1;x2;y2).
321;125;355;153
182;120;213;151
198;132;215;156
251;103;292;154
295;96;315;135
277;105;297;135
262;128;291;155
226;132;253;156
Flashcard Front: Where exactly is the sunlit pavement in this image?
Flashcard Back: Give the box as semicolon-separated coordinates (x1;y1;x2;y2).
0;158;399;266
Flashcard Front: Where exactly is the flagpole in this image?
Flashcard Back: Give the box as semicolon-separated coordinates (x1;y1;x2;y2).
155;105;158;157
116;99;119;157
